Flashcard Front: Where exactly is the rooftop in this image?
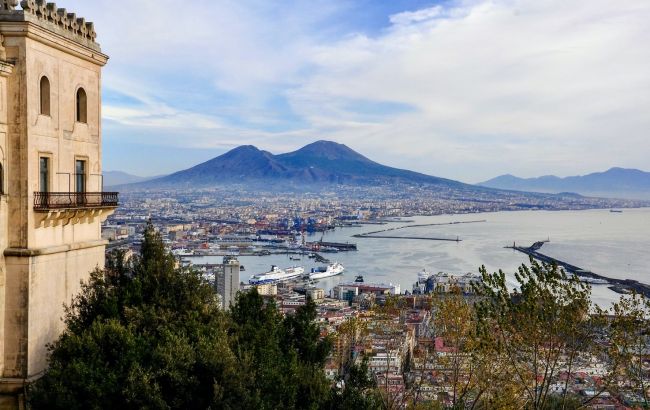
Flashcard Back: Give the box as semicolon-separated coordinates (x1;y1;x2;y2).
0;1;100;51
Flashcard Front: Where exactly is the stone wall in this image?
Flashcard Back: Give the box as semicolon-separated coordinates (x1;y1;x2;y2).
0;2;111;403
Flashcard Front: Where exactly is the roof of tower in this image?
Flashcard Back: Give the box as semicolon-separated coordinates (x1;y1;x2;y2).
0;1;100;52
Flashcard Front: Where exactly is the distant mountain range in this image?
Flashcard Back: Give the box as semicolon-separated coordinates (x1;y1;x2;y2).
128;140;470;190
104;171;163;187
479;168;650;199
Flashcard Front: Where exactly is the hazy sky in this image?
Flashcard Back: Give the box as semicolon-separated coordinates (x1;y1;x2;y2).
64;0;649;182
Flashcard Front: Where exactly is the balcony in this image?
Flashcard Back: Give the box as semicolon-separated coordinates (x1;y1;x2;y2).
33;192;119;212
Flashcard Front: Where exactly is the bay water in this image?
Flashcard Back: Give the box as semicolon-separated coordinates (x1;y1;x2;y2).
189;208;650;307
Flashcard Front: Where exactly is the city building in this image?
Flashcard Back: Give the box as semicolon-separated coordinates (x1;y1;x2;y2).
216;256;240;310
0;2;116;406
306;288;325;301
413;270;481;295
256;283;278;296
333;282;401;302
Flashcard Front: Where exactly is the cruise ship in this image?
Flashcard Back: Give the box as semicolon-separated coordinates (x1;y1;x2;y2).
249;265;305;284
307;263;345;280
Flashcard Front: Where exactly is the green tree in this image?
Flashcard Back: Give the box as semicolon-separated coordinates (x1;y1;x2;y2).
29;223;247;409
228;290;333;409
31;223;337;409
329;357;382;410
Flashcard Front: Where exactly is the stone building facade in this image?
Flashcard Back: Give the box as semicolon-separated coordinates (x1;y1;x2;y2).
0;1;116;406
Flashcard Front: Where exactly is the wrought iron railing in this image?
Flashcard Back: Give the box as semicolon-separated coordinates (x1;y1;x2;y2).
33;192;119;211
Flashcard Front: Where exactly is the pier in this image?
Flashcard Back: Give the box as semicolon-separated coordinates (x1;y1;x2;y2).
316;241;358;251
352;219;486;242
508;241;650;298
357;235;462;242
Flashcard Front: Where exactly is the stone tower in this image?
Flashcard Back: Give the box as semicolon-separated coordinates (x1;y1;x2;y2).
0;1;116;406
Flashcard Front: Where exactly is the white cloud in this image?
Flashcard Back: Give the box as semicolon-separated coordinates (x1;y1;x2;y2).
389;6;444;25
64;0;650;180
290;0;650;180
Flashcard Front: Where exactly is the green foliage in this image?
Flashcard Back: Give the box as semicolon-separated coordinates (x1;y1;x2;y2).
328;357;382;410
474;258;598;409
605;293;650;407
29;222;333;410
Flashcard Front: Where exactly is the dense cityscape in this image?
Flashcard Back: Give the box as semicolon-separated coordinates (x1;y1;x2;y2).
97;189;650;408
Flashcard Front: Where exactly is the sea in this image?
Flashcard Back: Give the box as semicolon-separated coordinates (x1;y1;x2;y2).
188;208;650;308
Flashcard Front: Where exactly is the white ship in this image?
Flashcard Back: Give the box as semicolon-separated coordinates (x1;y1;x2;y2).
249;265;305;284
307;263;345;280
172;248;194;257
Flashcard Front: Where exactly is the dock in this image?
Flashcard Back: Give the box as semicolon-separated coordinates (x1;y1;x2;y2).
507;241;650;298
317;241;357;251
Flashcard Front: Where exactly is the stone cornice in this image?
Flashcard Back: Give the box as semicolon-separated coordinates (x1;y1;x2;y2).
0;1;107;62
0;19;108;65
22;1;96;43
0;59;13;76
4;238;109;257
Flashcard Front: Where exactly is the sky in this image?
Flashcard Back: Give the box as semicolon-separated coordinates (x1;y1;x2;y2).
63;0;650;183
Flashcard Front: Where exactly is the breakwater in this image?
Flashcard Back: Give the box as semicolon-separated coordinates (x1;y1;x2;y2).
357;235;461;242
352;219;486;242
508;241;650;298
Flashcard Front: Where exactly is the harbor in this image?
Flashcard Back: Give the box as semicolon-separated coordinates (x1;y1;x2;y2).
165;209;650;306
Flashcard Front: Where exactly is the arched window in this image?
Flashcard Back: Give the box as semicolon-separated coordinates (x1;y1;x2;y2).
76;87;87;123
40;76;50;116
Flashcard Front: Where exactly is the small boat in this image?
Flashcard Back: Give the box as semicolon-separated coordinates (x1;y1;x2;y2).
580;277;609;285
610;209;623;213
354;275;364;283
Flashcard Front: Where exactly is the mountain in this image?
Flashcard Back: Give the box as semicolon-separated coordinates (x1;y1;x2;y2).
136;141;465;189
479;168;650;199
104;171;150;187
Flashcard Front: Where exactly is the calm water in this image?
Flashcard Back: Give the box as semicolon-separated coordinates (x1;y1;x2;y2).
189;208;650;307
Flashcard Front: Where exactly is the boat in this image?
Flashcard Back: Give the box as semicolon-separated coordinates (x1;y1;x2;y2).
610;209;623;213
580;277;609;285
354;275;364;283
172;248;194;257
249;265;305;285
307;263;345;280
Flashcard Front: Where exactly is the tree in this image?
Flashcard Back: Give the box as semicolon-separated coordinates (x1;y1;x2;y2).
432;289;476;407
606;293;650;407
228;290;332;409
474;258;599;409
334;317;368;376
329;357;382;410
30;223;247;409
31;222;338;409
